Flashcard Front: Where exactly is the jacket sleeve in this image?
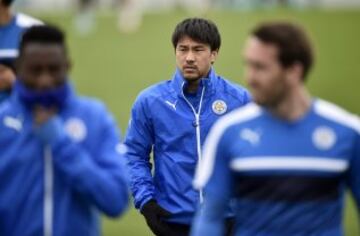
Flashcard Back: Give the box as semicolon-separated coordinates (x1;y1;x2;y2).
35;105;129;218
124;95;155;210
191;122;234;236
347;129;360;212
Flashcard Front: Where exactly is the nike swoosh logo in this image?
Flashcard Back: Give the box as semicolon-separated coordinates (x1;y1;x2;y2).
165;100;177;111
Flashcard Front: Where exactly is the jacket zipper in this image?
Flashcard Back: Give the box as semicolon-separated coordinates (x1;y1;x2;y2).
44;145;53;236
181;82;206;203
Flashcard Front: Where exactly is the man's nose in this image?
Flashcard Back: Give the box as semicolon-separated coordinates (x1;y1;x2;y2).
36;72;54;90
185;51;195;63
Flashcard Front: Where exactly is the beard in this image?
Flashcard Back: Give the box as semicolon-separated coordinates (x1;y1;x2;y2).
252;81;289;108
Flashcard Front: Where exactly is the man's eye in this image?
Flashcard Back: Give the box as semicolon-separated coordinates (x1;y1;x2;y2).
49;65;61;73
29;66;42;75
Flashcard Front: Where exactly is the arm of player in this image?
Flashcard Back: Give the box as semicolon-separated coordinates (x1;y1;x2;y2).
124;96;156;210
191;121;233;236
0;64;16;91
35;106;129;218
347;128;360;214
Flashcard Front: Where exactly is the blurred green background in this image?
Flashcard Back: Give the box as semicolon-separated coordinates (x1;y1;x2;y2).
29;9;359;235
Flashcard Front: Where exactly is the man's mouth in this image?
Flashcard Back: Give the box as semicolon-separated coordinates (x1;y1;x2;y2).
183;66;197;71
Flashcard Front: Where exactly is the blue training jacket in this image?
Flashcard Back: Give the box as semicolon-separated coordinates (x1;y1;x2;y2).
125;68;251;224
192;101;360;236
0;86;129;236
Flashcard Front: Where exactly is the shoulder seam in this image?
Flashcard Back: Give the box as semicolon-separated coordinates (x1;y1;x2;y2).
314;99;360;134
217;78;249;103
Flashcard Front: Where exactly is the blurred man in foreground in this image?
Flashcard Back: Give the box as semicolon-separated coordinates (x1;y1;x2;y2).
192;22;360;236
0;25;129;235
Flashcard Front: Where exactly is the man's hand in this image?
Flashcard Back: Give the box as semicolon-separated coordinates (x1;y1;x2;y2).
33;106;64;145
141;199;172;236
33;105;57;125
0;64;16;90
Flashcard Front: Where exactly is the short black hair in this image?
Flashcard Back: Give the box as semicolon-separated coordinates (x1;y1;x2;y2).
252;22;314;80
19;24;67;57
1;0;14;7
172;18;221;51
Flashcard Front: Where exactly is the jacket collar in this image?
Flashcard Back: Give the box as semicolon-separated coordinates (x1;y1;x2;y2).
9;81;76;116
171;67;217;98
0;91;11;104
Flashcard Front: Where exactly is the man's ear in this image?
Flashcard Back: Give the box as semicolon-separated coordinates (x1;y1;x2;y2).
65;58;72;71
210;50;219;65
286;62;304;84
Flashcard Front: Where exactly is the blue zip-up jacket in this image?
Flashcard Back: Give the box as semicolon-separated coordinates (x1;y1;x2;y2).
191;101;360;236
0;86;129;236
125;68;251;224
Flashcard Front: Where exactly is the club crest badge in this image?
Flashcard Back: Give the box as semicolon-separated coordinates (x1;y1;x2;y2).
212;100;227;115
312;126;336;150
65;118;87;142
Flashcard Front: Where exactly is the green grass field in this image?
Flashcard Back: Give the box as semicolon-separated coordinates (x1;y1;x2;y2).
29;8;360;235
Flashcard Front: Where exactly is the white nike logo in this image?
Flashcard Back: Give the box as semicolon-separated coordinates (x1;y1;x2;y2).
3;116;22;132
165;100;177;111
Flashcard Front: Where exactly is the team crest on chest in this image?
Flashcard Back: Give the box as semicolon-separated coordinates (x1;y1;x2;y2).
312;126;336;150
65;118;87;142
212;100;227;115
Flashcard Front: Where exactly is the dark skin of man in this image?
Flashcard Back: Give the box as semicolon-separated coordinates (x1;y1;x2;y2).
16;43;71;124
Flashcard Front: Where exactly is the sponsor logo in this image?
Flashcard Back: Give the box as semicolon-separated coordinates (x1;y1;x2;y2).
165;100;177;111
3;116;22;132
240;128;261;145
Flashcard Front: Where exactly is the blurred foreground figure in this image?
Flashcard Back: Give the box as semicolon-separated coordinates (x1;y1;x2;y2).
0;0;41;103
192;22;360;236
0;25;129;236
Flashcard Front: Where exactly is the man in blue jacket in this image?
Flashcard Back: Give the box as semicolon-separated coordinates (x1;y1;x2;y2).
0;25;129;236
191;22;360;236
125;17;251;236
0;0;42;103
